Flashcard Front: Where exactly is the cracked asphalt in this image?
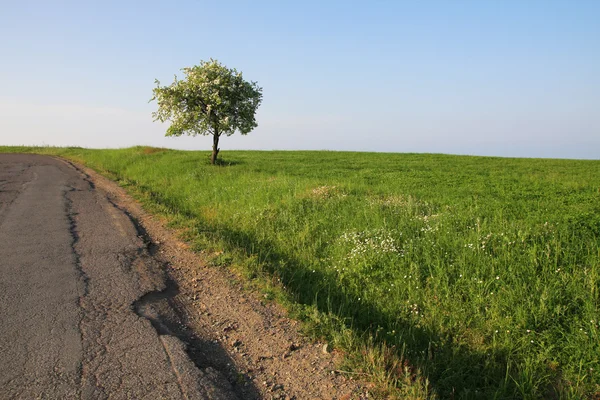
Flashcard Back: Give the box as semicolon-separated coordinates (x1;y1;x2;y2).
0;154;236;400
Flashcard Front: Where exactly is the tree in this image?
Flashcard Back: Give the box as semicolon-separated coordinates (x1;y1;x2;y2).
151;59;263;164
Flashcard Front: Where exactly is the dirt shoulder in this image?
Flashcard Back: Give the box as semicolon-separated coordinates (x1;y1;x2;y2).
69;159;369;400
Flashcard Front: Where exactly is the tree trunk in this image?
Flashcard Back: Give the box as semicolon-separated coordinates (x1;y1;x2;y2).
211;132;220;165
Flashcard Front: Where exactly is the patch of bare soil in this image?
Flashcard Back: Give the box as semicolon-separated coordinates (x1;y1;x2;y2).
70;160;370;400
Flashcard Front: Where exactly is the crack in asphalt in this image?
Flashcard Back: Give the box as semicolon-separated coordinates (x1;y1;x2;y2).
60;159;193;396
64;186;90;298
57;158;241;399
2;155;238;399
63;164;196;358
63;184;89;398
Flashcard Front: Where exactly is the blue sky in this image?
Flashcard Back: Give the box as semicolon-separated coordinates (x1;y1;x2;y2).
0;0;598;158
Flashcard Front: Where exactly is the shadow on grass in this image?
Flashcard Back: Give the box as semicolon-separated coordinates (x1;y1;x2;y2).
213;157;244;167
179;156;245;167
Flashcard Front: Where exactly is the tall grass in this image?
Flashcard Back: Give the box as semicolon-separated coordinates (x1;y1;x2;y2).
4;146;599;398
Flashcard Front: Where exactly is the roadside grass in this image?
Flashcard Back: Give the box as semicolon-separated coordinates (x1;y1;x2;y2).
3;146;599;398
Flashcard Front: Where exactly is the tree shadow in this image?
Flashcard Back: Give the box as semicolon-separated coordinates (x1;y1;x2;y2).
213;157;244;167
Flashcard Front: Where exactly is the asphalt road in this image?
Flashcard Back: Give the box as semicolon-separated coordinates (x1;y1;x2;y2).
0;154;235;400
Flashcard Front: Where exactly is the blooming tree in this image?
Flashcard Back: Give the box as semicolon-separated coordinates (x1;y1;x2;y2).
151;59;263;164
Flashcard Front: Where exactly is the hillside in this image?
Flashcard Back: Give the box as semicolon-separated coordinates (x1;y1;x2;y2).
3;146;599;398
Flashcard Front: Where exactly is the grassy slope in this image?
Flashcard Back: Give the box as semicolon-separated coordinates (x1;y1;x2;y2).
4;146;599;398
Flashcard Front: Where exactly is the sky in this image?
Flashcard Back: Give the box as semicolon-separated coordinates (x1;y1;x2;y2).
0;0;598;159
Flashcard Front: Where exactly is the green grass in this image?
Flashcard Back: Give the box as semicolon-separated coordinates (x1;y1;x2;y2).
4;146;599;398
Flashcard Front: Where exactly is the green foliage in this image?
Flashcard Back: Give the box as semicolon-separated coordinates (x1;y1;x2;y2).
150;60;262;163
5;146;599;398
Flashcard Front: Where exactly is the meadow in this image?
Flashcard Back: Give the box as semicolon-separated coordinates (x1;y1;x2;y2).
3;146;599;398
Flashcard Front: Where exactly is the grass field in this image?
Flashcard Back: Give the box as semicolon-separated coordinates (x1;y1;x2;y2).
3;146;599;398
